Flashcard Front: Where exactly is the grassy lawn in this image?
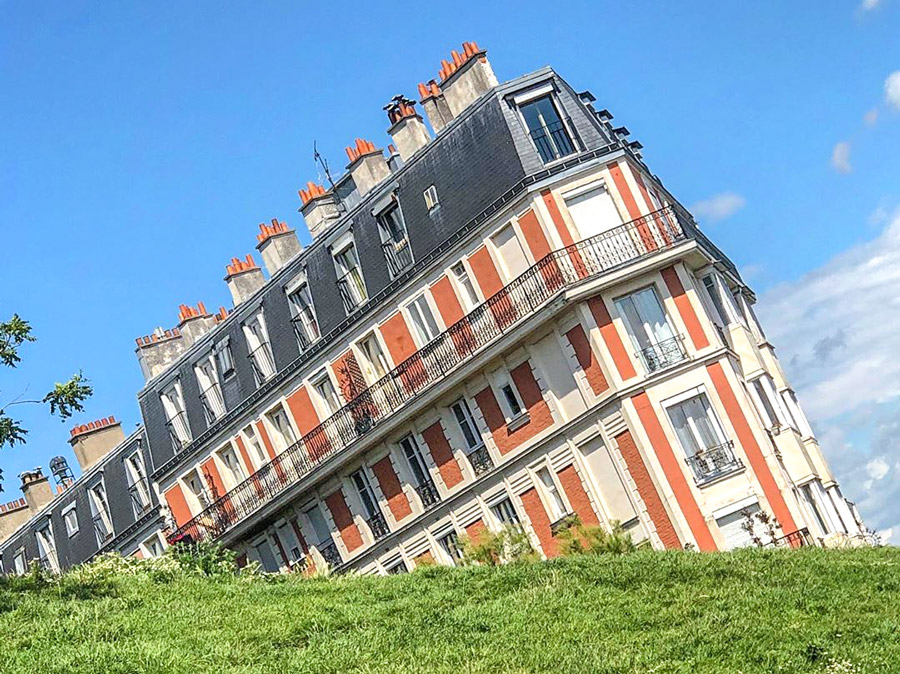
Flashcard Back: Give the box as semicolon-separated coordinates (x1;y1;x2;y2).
1;548;898;673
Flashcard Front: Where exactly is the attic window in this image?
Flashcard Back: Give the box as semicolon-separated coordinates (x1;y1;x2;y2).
424;185;439;211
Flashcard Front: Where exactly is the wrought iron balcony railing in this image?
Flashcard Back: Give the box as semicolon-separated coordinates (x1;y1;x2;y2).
317;540;343;569
529;117;582;164
248;343;276;385
93;513;113;546
199;382;226;425
467;445;494;477
168;206;691;546
290;315;318;352
128;481;153;517
764;527;815;549
366;512;390;541
637;335;687;374
684;441;743;484
382;239;414;278
415;481;441;509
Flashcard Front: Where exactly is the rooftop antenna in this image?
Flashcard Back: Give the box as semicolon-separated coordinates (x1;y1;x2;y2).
49;456;75;488
313;141;337;192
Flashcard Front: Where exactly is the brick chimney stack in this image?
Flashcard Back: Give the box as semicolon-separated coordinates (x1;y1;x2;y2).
433;41;497;119
177;302;216;347
256;218;302;276
68;416;125;472
135;327;185;381
385;95;431;161
299;182;341;240
19;468;54;514
345;138;391;198
225;254;265;306
418;80;452;134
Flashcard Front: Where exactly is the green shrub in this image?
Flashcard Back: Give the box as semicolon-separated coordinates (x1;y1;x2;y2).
554;517;637;556
459;524;538;566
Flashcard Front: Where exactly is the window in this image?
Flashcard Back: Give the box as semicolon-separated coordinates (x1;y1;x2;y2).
35;523;58;572
493;373;525;421
438;530;464;566
217;443;247;488
519;94;575;163
615;287;684;373
303;504;332;546
358;332;390;381
377;199;413;278
160;381;191;449
184;469;211;511
88;481;114;545
242;424;268;467
563;183;623;240
243;311;276;384
536;467;567;521
750;377;780;429
451;262;480;311
288;281;320;349
141;533;166;558
124;451;152;517
491;497;521;526
491;224;530;280
666;391;740;483
266;405;297;452
253;537;280;573
214;338;235;380
351;469;380;520
332;240;367;312
13;548;27;575
312;371;341;416
800;483;830;536
195;354;226;424
384;559;408;574
275;521;305;566
406;293;441;345
424;185;439;211
400;435;439;506
451;398;483;451
701;274;741;327
62;503;79;537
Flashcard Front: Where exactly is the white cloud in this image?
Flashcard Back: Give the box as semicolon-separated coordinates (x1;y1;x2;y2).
886;71;900;110
757;209;900;537
689;192;746;222
864;108;879;126
831;141;852;174
861;0;882;10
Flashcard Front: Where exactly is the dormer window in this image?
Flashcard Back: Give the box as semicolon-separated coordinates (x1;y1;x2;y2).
88;480;114;545
160;381;191;450
287;280;320;351
332;238;367;313
195;353;226;425
515;86;577;163
376;197;413;278
35;522;59;572
124;451;152;518
243;310;276;385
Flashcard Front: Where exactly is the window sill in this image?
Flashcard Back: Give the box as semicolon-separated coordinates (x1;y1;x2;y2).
506;412;531;433
694;464;745;488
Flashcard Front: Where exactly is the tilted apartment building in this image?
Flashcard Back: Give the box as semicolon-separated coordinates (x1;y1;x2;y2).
0;42;867;575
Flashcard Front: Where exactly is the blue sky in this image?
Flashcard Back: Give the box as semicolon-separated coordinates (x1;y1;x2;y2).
2;2;899;537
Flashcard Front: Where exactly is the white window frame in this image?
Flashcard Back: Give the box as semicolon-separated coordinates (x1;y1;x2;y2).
88;479;114;545
140;532;167;558
405;292;442;347
357;331;392;383
216;442;248;489
513;86;578;164
265;403;297;453
491;370;526;423
35;522;59;573
535;466;569;522
195;352;226;423
350;468;381;520
286;277;320;348
450;397;483;452
160;380;191;448
424;185;439;211
13;547;27;575
399;434;432;489
182;468;212;513
311;369;342;417
662;386;729;458
61;502;79;537
214;337;235;380
243;310;277;384
241;424;268;469
489;495;522;527
124;450;152;517
450;261;481;312
437;528;464;566
332;237;368;309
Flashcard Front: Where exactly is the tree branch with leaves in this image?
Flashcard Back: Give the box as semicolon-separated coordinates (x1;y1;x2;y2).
0;314;93;491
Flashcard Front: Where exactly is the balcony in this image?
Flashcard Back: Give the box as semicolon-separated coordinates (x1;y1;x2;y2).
684;441;744;485
637;335;687;374
415;481;441;508
764;528;815;549
366;512;390;541
168;206;693;546
467;445;494;477
317;540;343;569
382;239;414;278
